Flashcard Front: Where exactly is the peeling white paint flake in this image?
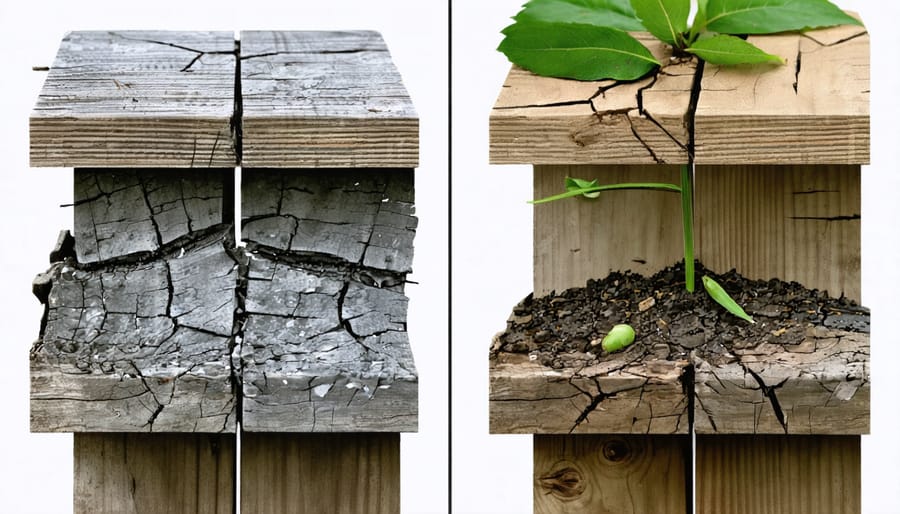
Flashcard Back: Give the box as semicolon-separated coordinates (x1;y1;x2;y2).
313;383;332;398
381;197;389;202
282;379;288;385
346;382;360;389
378;384;391;390
178;247;185;258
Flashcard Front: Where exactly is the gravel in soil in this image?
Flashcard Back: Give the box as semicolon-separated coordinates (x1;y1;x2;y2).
491;261;869;370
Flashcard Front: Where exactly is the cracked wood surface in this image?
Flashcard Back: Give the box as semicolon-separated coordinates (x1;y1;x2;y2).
534;435;688;514
694;22;869;164
696;165;861;302
490;34;694;165
240;31;418;168
240;169;417;432
30;227;238;433
242;169;416;274
30;31;237;168
693;325;868;434
74;433;235;514
491;352;689;434
74;169;231;265
490;22;868;165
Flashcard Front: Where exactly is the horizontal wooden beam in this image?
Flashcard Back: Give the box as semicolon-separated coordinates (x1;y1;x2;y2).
30;31;237;168
240;31;419;168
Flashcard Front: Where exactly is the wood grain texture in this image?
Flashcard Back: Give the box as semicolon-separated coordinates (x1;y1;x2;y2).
697;435;860;514
241;433;399;514
490;35;694;165
30;228;238;432
74;433;235;514
693;326;869;434
240;169;417;432
534;435;688;514
240;31;418;168
695;165;861;302
694;23;869;164
534;165;683;295
73;169;230;264
491;352;689;434
31;31;237;168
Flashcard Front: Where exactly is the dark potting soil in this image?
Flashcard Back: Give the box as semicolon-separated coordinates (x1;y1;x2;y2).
491;261;869;370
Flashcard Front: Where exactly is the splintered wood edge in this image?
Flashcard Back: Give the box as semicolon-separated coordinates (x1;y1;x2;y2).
489;34;693;165
240;31;419;168
30;31;237;168
692;326;869;435
489;352;690;435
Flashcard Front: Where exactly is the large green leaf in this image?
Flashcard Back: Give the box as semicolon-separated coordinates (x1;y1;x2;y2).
499;21;660;80
629;0;690;46
704;0;862;35
514;0;644;31
686;34;784;65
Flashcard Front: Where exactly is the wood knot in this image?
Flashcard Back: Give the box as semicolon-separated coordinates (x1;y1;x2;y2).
602;439;631;463
538;466;585;499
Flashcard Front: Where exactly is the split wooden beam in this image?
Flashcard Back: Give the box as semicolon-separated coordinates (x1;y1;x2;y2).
489;18;869;514
29;29;417;514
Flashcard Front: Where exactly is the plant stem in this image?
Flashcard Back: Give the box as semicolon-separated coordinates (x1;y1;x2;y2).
681;164;695;292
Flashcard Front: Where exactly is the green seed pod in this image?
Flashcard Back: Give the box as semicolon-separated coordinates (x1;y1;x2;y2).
600;324;636;353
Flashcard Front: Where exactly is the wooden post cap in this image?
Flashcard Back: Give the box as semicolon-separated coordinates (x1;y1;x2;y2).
240;31;419;168
490;21;869;165
30;31;238;168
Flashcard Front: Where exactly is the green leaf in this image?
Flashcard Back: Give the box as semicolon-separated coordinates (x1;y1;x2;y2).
565;177;602;198
514;0;644;31
686;34;784;65
702;275;756;323
705;0;862;35
499;20;660;81
530;182;680;204
629;0;690;46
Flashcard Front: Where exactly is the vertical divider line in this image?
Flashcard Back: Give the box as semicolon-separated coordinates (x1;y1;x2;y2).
233;30;243;514
685;57;706;514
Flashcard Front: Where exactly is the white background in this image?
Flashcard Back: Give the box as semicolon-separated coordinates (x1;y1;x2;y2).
451;1;900;513
0;1;447;513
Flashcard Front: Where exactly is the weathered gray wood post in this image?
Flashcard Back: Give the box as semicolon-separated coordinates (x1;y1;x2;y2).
29;29;417;513
236;30;418;513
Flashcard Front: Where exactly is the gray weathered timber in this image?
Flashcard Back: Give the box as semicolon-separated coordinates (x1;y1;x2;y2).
240;31;418;168
74;169;230;264
240;168;417;432
30;31;237;168
242;169;416;274
30;228;238;432
693;326;869;434
239;252;417;432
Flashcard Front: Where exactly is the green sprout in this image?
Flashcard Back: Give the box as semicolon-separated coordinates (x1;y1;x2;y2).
499;0;862;81
531;164;753;323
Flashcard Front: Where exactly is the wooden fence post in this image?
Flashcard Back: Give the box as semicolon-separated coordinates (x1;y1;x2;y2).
29;31;240;514
237;30;419;513
29;29;419;513
489;17;869;514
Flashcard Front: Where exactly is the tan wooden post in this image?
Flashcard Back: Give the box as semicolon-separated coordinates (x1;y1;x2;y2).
489;18;869;514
